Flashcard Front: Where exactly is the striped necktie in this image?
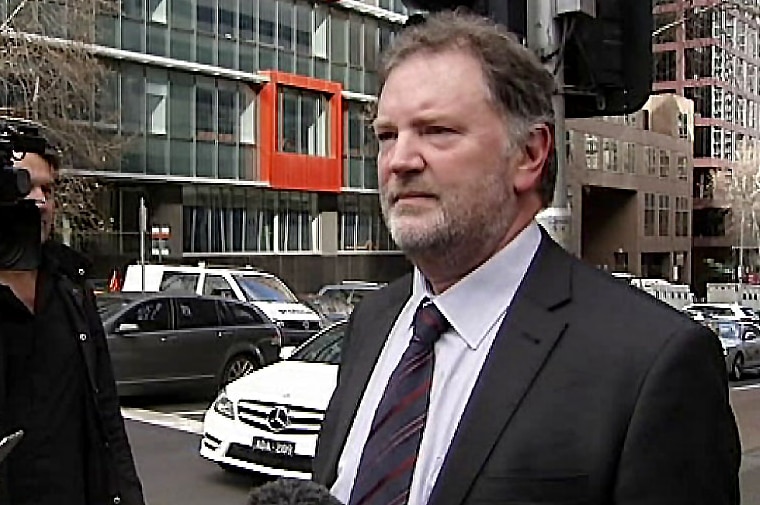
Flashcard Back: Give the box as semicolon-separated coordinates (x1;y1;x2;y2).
348;299;450;505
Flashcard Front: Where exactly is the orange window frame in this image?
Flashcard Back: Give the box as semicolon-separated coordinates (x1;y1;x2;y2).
259;71;344;192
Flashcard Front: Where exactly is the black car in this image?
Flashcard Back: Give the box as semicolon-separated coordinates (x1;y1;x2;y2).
97;293;282;396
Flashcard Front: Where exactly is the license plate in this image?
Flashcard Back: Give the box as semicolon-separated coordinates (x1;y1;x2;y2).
251;437;295;457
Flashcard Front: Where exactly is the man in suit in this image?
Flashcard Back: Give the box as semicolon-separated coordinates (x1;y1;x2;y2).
313;10;741;505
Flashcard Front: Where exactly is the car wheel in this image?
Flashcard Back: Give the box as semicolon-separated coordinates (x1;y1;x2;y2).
221;354;259;386
731;354;745;381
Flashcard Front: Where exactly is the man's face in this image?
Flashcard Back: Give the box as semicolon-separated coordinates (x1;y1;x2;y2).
12;153;55;242
374;48;523;257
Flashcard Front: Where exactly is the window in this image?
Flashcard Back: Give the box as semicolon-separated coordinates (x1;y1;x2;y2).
196;0;216;34
239;87;256;144
654;51;677;82
149;0;167;24
653;12;677;44
659;150;670;178
624;142;636;174
344;101;379;189
121;66;145;133
645;193;656;236
676;197;690;236
585;134;599;170
647;147;657;175
218;87;236;136
339;194;395;251
603;139;619;172
146;79;167;135
222;302;265;325
196;83;215;134
218;0;236;39
677;155;688;180
159;272;199;293
119;300;171;333
175;298;219;329
203;275;236;298
659;195;670;236
277;192;316;252
278;88;329;156
677;112;690;139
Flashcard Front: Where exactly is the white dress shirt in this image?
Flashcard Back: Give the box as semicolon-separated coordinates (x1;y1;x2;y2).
331;221;542;505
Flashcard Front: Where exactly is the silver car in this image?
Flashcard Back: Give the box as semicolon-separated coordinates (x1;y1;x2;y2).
707;320;760;381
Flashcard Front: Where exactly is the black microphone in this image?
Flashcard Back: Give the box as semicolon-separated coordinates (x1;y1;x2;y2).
248;478;343;505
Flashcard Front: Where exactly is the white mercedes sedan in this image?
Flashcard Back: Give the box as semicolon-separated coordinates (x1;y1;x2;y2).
199;321;345;478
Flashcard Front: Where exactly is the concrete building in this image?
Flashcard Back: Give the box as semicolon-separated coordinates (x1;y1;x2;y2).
567;94;694;284
653;0;760;294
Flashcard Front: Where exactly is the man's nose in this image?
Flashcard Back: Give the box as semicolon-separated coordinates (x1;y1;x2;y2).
385;132;425;174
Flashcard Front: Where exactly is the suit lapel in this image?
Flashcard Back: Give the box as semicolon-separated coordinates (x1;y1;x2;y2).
321;276;412;484
429;234;573;505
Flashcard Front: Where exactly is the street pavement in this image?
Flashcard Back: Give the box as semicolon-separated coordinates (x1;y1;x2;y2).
123;378;760;505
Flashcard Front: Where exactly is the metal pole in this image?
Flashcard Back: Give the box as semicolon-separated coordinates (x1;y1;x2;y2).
139;197;147;293
739;203;745;303
529;0;573;254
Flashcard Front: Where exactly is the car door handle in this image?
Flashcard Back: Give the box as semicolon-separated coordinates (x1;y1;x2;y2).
217;331;229;338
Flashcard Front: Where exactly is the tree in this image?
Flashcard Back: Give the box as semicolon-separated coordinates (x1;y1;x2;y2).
0;0;120;240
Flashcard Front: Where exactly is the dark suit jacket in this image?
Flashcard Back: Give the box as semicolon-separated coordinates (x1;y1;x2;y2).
313;233;741;505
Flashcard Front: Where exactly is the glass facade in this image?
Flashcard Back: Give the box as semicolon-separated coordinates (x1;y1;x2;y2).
183;186;318;253
116;63;258;180
99;0;401;95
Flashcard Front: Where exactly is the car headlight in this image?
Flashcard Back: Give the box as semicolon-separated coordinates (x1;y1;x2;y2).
213;389;236;420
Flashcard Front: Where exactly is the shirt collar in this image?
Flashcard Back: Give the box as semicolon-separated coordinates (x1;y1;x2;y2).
411;221;543;349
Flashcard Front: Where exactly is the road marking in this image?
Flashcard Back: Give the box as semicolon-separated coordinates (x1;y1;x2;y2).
173;410;207;416
731;383;760;392
122;407;204;435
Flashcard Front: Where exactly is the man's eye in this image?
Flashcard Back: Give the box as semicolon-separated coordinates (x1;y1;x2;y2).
424;126;455;135
376;132;396;142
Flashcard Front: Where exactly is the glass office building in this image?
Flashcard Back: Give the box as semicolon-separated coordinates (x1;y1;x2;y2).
11;0;414;290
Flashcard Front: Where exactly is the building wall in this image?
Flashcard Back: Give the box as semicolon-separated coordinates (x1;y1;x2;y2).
567;94;694;283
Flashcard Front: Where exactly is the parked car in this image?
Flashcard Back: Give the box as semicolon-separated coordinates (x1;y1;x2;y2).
120;264;323;346
706;320;760;380
200;320;346;478
682;303;759;322
97;293;282;396
304;281;386;323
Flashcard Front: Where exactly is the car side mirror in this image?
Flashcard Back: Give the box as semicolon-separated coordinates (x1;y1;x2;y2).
745;332;757;341
116;322;141;334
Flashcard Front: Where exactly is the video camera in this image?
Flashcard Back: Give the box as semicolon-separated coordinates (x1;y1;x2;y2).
0;119;49;270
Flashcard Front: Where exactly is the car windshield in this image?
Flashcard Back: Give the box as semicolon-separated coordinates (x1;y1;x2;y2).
714;322;742;341
289;323;345;365
234;275;297;303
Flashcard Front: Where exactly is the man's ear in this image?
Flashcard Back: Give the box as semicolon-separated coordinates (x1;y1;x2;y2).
513;124;553;194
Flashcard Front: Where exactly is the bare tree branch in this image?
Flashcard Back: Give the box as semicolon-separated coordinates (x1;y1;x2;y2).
1;0;123;234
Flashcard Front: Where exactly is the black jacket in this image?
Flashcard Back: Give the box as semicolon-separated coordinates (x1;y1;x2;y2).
0;241;145;505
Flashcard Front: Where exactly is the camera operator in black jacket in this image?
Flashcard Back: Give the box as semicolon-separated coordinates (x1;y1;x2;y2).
0;150;144;505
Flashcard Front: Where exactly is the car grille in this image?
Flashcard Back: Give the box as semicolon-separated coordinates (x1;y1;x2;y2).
237;399;324;435
226;443;312;473
281;320;321;332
